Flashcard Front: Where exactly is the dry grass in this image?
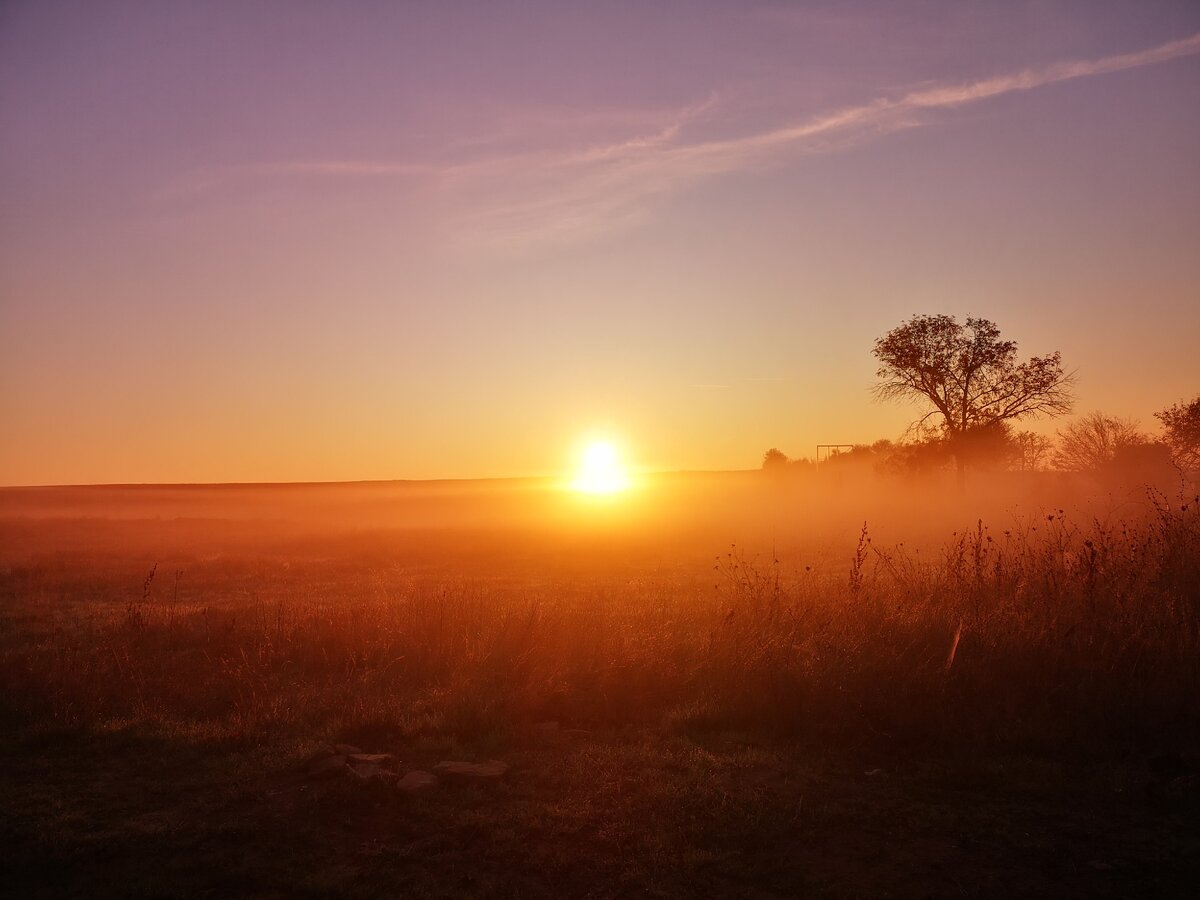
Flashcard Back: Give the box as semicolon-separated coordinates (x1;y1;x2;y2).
3;489;1196;755
2;480;1199;897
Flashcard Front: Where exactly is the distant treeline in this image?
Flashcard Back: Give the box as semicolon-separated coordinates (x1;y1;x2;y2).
763;395;1200;481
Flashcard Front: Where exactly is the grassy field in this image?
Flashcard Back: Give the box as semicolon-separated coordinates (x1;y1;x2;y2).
2;473;1198;897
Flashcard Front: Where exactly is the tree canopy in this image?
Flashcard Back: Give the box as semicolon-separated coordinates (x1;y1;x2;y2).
872;315;1074;471
761;448;789;470
1155;395;1200;473
1053;412;1149;472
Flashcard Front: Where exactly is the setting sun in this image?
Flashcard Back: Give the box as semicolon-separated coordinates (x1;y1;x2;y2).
3;3;1200;895
571;441;631;494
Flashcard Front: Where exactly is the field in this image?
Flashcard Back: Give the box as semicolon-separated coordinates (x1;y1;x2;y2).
2;472;1199;898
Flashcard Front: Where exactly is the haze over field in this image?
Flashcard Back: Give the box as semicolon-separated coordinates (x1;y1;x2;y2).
2;1;1199;485
3;4;1200;898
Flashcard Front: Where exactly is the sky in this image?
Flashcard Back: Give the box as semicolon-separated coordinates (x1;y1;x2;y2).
2;0;1199;485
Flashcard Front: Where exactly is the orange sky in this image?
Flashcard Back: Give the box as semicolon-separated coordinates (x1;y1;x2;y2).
2;2;1199;485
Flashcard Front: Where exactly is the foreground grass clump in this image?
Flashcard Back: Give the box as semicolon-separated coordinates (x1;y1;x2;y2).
700;494;1200;748
1;493;1197;753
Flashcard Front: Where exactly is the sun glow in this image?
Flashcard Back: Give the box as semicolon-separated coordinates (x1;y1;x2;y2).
572;441;631;494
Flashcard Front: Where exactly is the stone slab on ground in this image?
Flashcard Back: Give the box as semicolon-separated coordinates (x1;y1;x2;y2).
433;760;510;780
347;753;394;766
348;763;396;783
396;771;439;793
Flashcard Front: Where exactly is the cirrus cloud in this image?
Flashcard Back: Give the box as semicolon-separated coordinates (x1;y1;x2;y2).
170;31;1200;253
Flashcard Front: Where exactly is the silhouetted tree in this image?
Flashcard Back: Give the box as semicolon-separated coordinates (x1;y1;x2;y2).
956;420;1021;471
872;315;1074;478
1155;395;1200;473
762;448;789;470
875;436;954;478
1052;412;1148;472
1011;430;1054;472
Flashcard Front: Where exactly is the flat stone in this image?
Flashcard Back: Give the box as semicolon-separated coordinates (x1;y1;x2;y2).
348;753;393;766
347;763;396;783
433;760;509;780
397;770;439;792
308;755;348;780
334;743;364;756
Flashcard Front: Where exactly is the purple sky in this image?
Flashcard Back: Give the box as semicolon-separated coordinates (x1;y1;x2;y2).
2;1;1199;484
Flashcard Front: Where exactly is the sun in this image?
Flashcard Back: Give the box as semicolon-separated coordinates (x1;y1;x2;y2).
571;441;631;494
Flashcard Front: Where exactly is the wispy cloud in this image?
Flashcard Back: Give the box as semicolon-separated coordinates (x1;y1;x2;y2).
171;32;1200;251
